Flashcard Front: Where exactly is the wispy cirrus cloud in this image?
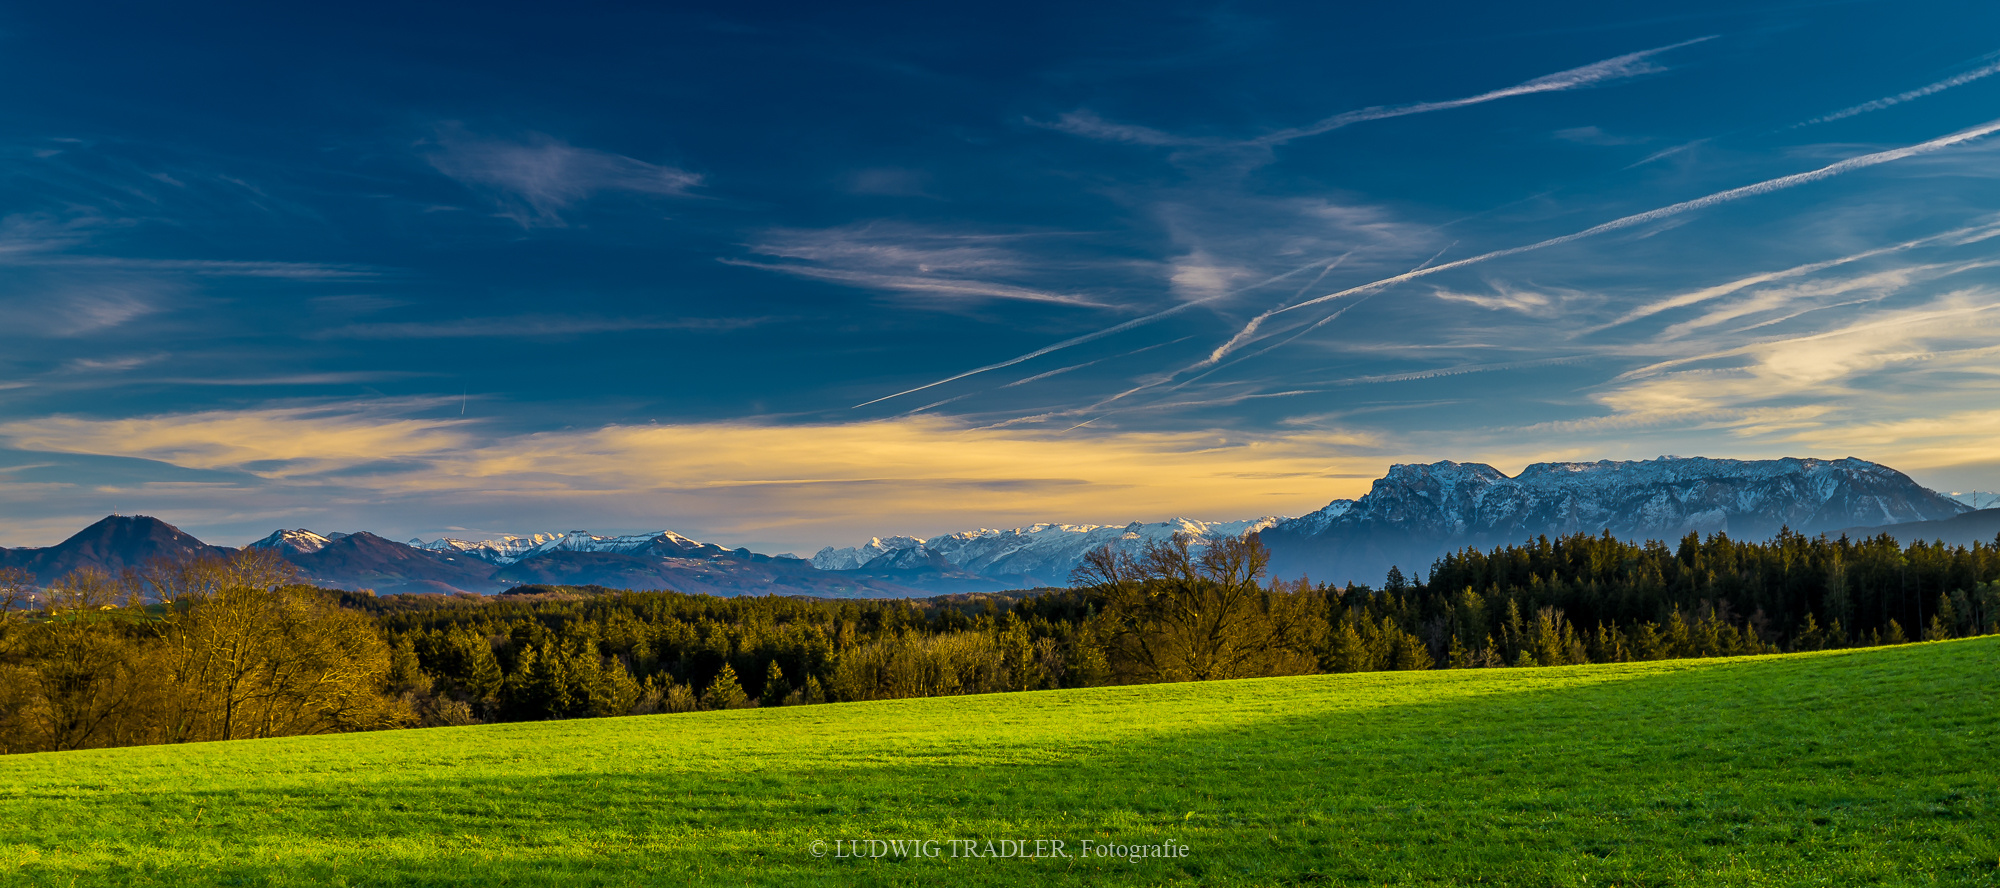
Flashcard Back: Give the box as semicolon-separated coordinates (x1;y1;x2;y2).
1530;289;2000;449
424;125;702;227
1592;218;2000;331
312;315;766;340
0;401;473;478
1431;283;1580;316
1657;260;1995;339
728;223;1116;308
5;282;170;338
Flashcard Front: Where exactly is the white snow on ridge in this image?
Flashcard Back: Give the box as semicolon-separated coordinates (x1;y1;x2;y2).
1277;455;1967;543
808;535;924;570
409;529;728;565
412;532;563;563
246;528;334;554
810;516;1285;585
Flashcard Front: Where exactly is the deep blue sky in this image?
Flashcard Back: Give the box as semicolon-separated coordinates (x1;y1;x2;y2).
4;1;1999;551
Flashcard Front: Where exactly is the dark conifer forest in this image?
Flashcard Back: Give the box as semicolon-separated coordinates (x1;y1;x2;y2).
2;529;1995;754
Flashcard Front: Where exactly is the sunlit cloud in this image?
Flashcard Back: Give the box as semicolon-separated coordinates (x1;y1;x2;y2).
0;409;1395;546
1575;291;2000;444
0;403;473;477
1592;218;2000;332
1656;262;1992;339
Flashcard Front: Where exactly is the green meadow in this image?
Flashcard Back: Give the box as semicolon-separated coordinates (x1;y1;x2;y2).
1;638;1994;887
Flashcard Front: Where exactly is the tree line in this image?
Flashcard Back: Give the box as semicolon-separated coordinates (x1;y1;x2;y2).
2;529;1996;754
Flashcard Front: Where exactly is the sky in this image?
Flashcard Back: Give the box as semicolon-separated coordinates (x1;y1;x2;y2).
4;0;2000;553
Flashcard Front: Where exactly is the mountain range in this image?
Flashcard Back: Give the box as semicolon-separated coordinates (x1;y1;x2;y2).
1258;456;1971;584
0;456;1979;597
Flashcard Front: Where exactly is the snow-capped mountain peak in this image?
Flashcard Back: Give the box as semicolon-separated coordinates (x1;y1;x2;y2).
811;516;1284;586
809;535;925;570
1260;455;1970;585
408;529;732;565
246;528;334;555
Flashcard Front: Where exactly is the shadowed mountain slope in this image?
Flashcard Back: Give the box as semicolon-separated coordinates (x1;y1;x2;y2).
0;515;235;584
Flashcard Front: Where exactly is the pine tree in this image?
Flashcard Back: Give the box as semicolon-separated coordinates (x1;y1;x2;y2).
665;681;700;713
1529;606;1568;666
386;635;432;696
1925;593;1958;641
1884;620;1908;645
1794;613;1824;652
702;664;750;710
1392;631;1432;670
1445;634;1471;669
799;675;826;705
760;660;789;708
1500;598;1526;663
1327;619;1369;673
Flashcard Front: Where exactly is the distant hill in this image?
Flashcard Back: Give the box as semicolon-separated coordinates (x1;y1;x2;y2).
0;515;235;584
1835;508;2000;548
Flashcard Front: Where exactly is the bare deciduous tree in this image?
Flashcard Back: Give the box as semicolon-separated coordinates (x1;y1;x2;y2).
1071;533;1325;683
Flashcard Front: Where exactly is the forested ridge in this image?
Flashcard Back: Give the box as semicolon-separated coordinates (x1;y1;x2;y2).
2;529;1996;754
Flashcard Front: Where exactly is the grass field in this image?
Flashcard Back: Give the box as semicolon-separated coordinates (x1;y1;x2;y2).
1;638;1995;887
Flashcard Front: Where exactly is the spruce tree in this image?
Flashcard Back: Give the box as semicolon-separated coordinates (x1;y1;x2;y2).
665;682;700;713
1445;634;1471;669
1392;631;1432;670
760;660;789;708
1794;613;1824;652
1328;619;1369;673
702;664;750;710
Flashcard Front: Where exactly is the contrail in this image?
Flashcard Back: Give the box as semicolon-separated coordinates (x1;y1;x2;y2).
1801;53;2000;127
1204;115;2000;365
1041;37;1716;150
1200;255;1348;366
1254;36;1716;146
851;256;1338;408
1589;218;2000;333
862;116;2000;411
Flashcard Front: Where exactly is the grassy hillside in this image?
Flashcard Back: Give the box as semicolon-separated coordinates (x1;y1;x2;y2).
1;639;1995;887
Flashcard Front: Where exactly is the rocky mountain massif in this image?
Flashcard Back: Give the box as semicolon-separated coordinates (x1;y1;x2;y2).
0;456;1975;597
1258;456;1972;585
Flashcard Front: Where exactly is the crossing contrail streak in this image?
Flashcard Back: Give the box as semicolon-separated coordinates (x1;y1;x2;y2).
859;116;2000;410
1205;115;2000;365
850;256;1339;408
1801;53;2000;127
